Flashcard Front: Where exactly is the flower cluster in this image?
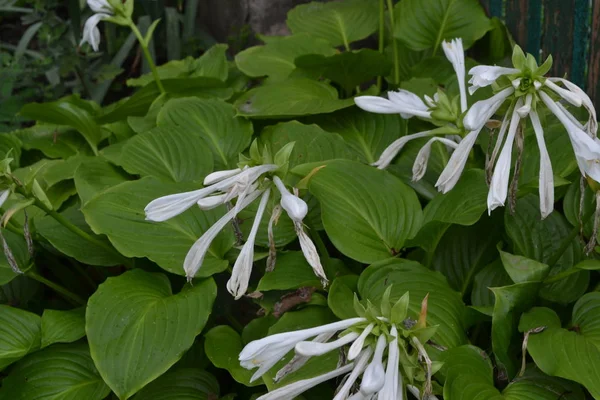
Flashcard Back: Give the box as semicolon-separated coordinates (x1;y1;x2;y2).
81;0;134;51
145;151;327;299
239;289;440;399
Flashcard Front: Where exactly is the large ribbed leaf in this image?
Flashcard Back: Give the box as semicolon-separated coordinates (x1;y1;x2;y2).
234;78;354;118
82;177;233;277
442;345;584;400
519;299;600;399
394;0;491;52
41;308;86;348
0;344;110;400
0;305;41;370
157;98;252;169
358;259;467;348
308;160;422;263
133;368;219;400
235;34;335;81
257;252;322;291
119;126;213;183
505;195;588;304
287;0;378;47
86;270;217;399
74;158;130;206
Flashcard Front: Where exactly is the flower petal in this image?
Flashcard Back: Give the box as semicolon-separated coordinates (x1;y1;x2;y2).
412;137;458;182
372;131;436;169
348;323;374;360
435;128;483;193
529;110;554;218
355;90;430;119
295;332;359;357
442;38;467;112
463;86;514;131
80;13;110;51
333;349;373;400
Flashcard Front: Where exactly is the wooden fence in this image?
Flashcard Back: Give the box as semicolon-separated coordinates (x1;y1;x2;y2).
480;0;600;108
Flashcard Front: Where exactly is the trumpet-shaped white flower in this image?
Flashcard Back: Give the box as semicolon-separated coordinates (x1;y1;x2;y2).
0;189;10;209
516;93;533;118
442;38;467;113
529;110;554;218
378;326;400;400
204;168;243;185
333;349;373;400
435;128;482;193
273;176;307;221
544;80;583;107
80;0;114;51
372;131;436;170
360;334;387;395
487;99;524;213
548;77;597;136
468;65;519;94
463;86;515;131
227;188;271;299
196;194;227;210
355;90;431;119
412;137;459;182
348;323;374;360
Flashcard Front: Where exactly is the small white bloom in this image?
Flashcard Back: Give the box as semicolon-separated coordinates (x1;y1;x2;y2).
273;176;308;221
544;79;583;107
227;188;271;299
183;189;263;280
548;77;597;136
196;194;227;210
256;363;355;400
435;128;481;193
412;137;458;182
348;323;374;360
204;168;243;185
463;86;514;131
516;93;533;118
295;331;359;357
487;112;510;174
468;65;520;94
442;38;467;113
294;221;328;285
274;332;334;382
360;334;387;395
487;100;524;213
80;13;112;52
333;349;373;400
529;110;554;218
372;131;436;169
378;326;400;400
354;90;431;119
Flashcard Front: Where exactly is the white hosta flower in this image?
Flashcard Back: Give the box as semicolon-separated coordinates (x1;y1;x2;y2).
204;168;243;185
360;334;387;395
442;38;467;113
227;188;271;299
487;100;524;213
240;317;366;382
548;77;597;136
256;363;355;400
274;332;335;382
468;65;520;94
348;323;374;360
196;194;227;210
273;176;307;221
354;90;431;119
0;190;10;209
372;131;436;169
435;128;482;193
529;110;554;218
463;86;515;131
295;332;360;357
544;79;583;107
378;326;400;400
80;0;114;52
183;189;263;280
412;137;459;182
516;93;533;118
333;349;373;400
540;92;600;182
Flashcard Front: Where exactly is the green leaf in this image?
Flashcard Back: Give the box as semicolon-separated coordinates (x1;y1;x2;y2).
191;44;229;82
118;126;214;182
86;270;217;399
295;49;391;93
234;78;354;118
491;282;540;379
327;275;359;320
287;0;378;47
36;206;125;267
358;259;467;348
143;19;161;46
308;160;423;263
519;301;600;399
311;108;408;164
40;308;85;348
257;252;322;291
0;230;31;286
133;368;220;400
260;121;355;170
82;177;233;277
0;343;111;400
20;97;103;153
74;158;130;206
394;0;491;52
0;304;41;370
498;250;549;284
235;34;335;81
158;98;252;169
471;260;512;307
13;124;90;159
204;325;259;386
237;194;296;248
505;195;588;304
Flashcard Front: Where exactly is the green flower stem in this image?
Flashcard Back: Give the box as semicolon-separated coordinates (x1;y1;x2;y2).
129;22;165;94
377;0;385;91
385;0;400;84
31;198;133;268
26;269;86;306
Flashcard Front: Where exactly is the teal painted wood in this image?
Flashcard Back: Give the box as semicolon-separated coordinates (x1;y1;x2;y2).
506;0;542;60
587;0;600;106
572;0;591;88
542;0;576;80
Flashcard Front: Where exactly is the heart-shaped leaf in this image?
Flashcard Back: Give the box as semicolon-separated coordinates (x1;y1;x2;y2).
0;343;110;400
41;308;86;349
308;160;423;263
0;304;41;370
86;269;217;399
287;0;378;47
74;158;130;206
257;252;322;291
158;98;252;169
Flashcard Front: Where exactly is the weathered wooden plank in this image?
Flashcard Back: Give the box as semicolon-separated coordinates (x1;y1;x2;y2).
587;0;600;108
572;0;591;88
505;1;542;60
541;0;576;79
480;0;503;17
